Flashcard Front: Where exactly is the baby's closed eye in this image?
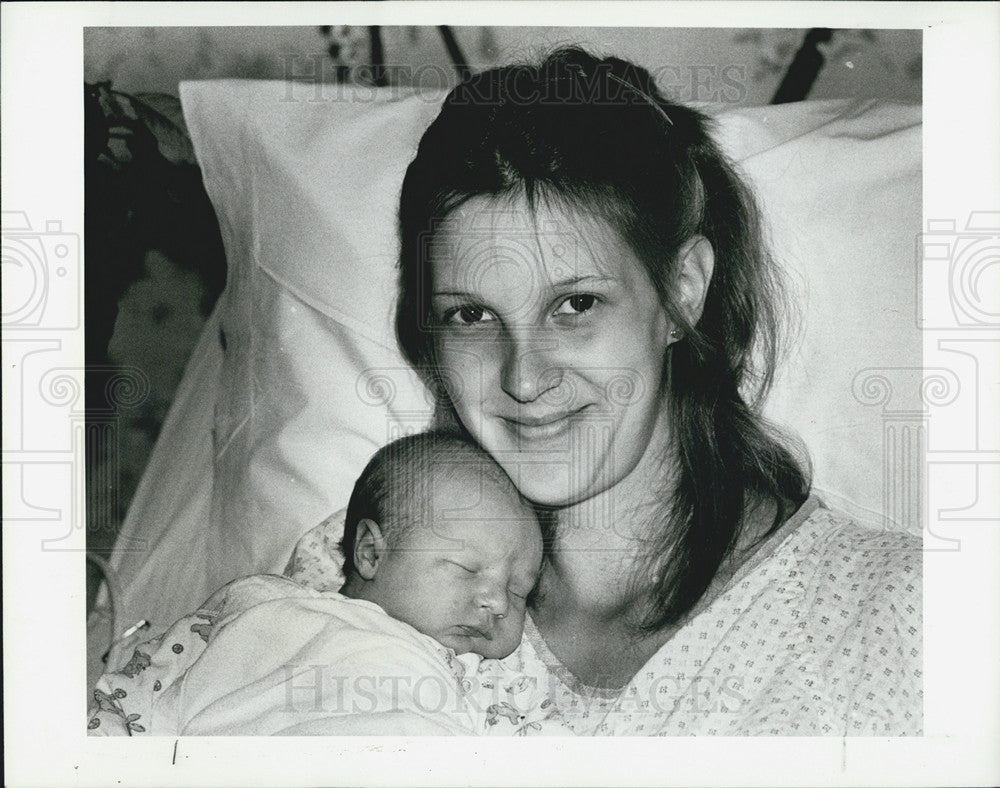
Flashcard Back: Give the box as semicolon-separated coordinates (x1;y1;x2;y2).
446;560;477;574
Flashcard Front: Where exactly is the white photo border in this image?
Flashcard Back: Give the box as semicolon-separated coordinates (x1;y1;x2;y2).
2;2;998;786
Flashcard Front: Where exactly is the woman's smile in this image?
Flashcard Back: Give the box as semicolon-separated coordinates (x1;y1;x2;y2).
498;405;590;442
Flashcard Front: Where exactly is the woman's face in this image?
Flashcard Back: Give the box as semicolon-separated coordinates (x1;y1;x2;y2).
429;194;675;508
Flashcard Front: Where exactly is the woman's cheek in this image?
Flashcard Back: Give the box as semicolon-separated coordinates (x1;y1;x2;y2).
567;330;646;409
436;340;491;415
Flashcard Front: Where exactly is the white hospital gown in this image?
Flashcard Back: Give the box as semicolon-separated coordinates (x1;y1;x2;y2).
286;498;922;736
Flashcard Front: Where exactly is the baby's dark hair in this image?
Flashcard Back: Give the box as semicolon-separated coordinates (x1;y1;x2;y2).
340;430;526;577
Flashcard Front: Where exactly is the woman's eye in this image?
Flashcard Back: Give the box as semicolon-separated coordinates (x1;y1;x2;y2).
554;294;597;316
449;561;476;574
445;305;495;325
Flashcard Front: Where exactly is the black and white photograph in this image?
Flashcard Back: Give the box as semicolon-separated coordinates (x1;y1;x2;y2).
3;3;999;786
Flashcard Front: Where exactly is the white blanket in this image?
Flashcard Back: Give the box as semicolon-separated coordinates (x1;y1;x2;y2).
89;576;488;735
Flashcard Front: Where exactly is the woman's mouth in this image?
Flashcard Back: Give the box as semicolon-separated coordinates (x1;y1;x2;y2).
498;406;588;442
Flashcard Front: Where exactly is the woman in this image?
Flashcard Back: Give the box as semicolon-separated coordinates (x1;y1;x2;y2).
394;47;921;735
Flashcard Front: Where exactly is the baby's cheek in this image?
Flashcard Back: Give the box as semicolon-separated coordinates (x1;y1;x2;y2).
494;613;527;656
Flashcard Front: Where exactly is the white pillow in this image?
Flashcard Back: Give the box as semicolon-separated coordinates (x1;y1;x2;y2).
116;81;918;626
709;101;923;525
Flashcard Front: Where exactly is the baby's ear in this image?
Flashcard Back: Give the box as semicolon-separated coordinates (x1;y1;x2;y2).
353;518;388;580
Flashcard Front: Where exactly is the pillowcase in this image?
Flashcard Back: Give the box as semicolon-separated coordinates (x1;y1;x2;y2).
136;81;919;625
708;100;923;525
182;83;445;600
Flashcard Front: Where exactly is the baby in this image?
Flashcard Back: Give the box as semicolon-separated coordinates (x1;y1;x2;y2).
338;430;543;660
89;432;559;736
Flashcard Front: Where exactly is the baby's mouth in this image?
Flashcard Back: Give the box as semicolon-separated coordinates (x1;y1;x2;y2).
455;624;493;641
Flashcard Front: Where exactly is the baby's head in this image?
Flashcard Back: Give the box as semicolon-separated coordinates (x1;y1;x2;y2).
339;431;543;659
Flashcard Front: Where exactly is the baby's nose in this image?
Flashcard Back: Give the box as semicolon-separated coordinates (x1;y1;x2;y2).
477;584;509;619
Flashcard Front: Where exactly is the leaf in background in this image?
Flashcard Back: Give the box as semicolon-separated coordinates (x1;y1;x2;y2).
94;81;122;121
87;83;138;166
127;92;196;165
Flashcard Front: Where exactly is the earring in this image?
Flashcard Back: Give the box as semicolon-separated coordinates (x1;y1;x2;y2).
669;328;683;341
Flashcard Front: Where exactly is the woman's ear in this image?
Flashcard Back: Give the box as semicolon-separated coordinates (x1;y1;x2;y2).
674;235;715;328
353;518;388;580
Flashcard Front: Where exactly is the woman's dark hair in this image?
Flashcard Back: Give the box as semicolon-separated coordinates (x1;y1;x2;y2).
395;47;810;630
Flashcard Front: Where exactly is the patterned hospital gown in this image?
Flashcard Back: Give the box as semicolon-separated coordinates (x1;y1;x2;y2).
286;497;922;736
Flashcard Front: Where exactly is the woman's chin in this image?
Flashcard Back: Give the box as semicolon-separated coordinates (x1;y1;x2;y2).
471;421;622;507
502;464;605;509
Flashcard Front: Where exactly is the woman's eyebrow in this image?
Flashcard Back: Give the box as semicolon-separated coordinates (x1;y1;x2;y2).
431;290;476;298
546;273;615;288
432;274;614;299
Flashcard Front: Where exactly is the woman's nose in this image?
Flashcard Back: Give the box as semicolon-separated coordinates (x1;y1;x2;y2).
499;333;562;404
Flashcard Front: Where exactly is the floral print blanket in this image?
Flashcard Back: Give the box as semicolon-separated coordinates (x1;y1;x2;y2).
88;574;566;736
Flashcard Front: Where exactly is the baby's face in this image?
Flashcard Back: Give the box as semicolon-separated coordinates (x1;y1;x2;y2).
368;470;542;659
